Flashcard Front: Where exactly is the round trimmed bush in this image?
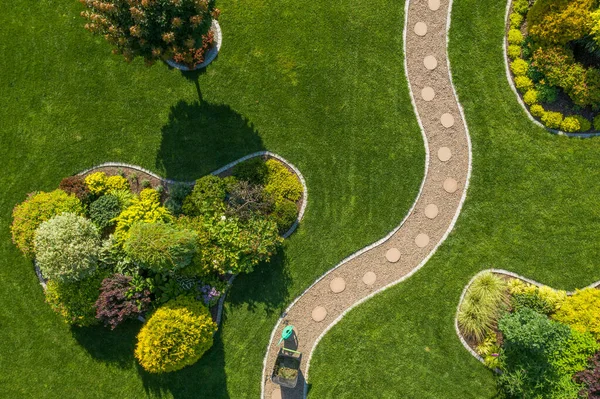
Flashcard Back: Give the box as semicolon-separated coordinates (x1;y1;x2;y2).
515;75;534;93
106;175;129;192
510;12;524;29
34;213;101;282
594;114;600;130
89;194;122;230
85;172;108;195
273;200;298;234
530;104;546;118
11;190;85;257
508;45;522;60
135;296;217;373
542;111;564;129
508;29;524;45
574;115;592;132
511;59;529;76
59;176;92;203
560;116;582;132
523;89;538;105
95;273;152;329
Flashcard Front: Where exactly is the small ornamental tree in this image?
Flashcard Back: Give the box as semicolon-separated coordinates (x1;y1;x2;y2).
95;273;151;329
34;213;102;282
79;0;220;68
11;190;85;257
123;221;198;272
135;296;217;373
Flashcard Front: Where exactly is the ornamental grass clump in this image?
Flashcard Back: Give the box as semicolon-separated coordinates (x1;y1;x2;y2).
457;272;508;342
135;295;217;373
79;0;220;68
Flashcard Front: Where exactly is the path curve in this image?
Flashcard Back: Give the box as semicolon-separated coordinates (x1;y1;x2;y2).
261;0;472;397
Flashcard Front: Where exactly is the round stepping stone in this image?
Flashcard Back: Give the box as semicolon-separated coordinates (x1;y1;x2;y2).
438;147;452;162
415;233;430;248
363;272;377;285
421;87;435;101
385;248;401;263
330;277;346;293
414;22;427;36
424;55;438;70
271;388;282;399
312;306;327;322
441;113;455;128
444;178;458;193
424;204;439;219
428;0;441;11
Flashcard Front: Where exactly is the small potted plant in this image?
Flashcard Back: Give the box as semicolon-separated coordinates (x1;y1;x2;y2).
271;348;301;389
79;0;222;70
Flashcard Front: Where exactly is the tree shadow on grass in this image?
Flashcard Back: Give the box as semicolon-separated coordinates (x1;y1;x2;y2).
156;100;265;181
226;247;292;317
71;320;140;368
138;330;230;399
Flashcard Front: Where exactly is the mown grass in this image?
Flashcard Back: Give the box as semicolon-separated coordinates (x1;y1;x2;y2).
307;0;600;397
0;0;424;397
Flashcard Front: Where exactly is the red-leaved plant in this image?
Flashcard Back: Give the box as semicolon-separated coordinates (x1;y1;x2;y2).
79;0;220;68
95;273;151;329
575;352;600;398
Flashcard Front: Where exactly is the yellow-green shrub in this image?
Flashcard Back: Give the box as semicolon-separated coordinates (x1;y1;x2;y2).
537;285;568;312
106;175;129;192
264;159;303;204
515;76;534;93
508;29;524;45
527;0;596;45
594;114;600;130
554;288;600;339
510;12;524;29
542;111;563;129
530;104;546;118
560;116;582;132
523;89;538;105
85;172;108;195
511;59;529;76
513;0;529;15
113;190;173;246
11;190;85;257
508;45;522;60
135;296;217;373
574;115;592;132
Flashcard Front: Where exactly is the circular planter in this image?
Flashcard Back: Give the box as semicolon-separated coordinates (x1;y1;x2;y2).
166;20;222;71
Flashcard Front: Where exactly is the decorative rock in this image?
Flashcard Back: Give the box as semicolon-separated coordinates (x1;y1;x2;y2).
312;306;327;322
415;233;430;248
443;178;458;193
414;22;428;36
330;277;346;293
385;248;401;263
438;147;452;162
363;272;377;286
441;113;455;128
271;388;282;399
428;0;441;11
424;55;438;70
421;87;435;101
424;204;439;219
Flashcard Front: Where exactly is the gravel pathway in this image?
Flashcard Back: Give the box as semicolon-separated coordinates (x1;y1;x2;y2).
261;0;472;397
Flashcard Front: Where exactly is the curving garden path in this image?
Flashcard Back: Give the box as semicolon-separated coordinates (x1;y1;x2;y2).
261;0;472;397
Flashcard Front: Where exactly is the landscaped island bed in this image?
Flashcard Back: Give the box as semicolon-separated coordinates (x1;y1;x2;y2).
11;156;304;373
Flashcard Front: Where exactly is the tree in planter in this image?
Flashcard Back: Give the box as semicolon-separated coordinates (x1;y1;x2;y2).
34;213;102;282
79;0;220;68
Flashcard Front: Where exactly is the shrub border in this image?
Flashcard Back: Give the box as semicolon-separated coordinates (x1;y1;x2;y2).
165;20;223;71
503;0;600;138
454;268;600;367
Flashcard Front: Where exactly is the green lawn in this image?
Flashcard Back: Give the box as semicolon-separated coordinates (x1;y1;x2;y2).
307;0;600;397
0;0;424;398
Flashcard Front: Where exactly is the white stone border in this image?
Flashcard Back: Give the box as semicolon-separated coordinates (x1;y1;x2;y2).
166;20;223;71
503;0;600;138
77;151;308;239
454;268;600;368
260;0;475;395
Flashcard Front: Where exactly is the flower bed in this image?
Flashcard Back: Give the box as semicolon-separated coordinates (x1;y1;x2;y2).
11;155;305;374
505;0;600;135
456;270;600;398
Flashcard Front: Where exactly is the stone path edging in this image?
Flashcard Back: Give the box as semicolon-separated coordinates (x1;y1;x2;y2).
502;0;600;138
76;151;308;239
261;0;474;396
454;268;600;368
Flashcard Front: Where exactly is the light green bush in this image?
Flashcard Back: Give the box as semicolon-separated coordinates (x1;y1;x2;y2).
513;0;529;15
523;89;538;105
530;104;546;118
595;114;600;131
106;175;130;192
508;45;522;60
510;12;524;28
542;111;564;129
264;159;303;204
508;29;524;45
113;191;173;246
34;213;101;282
135;296;217;373
515;75;534;93
554;288;600;339
511;59;529;76
560;116;582;132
